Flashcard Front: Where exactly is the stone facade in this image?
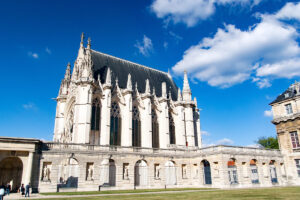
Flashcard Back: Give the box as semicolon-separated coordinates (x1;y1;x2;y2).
270;82;300;185
0;35;299;193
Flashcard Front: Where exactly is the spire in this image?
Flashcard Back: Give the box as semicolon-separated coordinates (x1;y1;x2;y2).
182;70;192;101
105;68;111;85
145;79;150;95
183;70;191;92
64;62;71;80
178;88;182;101
80;32;84;48
87;37;91;49
162;82;167;98
127;73;132;90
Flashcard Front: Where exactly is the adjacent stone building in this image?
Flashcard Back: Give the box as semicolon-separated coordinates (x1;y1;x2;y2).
0;34;299;193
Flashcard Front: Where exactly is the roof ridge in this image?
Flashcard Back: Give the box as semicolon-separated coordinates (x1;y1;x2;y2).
91;49;171;78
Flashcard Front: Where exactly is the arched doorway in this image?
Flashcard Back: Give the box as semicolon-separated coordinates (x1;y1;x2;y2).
201;160;212;184
134;160;148;186
165;161;176;185
250;159;259;184
228;158;238;184
109;159;116;186
0;157;23;191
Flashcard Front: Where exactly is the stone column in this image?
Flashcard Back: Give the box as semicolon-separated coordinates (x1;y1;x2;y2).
185;104;195;147
100;86;111;145
141;96;152;148
24;151;34;185
73;83;92;143
122;92;132;147
159;99;170;148
174;104;186;146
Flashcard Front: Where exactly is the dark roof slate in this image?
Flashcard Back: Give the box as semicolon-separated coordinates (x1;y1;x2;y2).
270;87;298;105
91;50;178;100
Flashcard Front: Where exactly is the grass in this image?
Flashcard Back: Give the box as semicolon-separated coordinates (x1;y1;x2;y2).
41;187;214;196
37;187;300;200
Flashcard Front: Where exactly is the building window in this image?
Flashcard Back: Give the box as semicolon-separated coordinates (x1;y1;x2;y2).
91;98;101;131
152;109;159;148
110;102;121;146
228;159;238;184
290;131;300;149
132;106;141;147
295;159;300;177
169;113;176;145
285;103;293;114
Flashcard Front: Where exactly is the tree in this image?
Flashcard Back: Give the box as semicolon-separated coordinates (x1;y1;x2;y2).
256;136;279;149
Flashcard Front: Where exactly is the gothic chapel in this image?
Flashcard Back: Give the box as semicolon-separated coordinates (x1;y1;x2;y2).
54;33;201;149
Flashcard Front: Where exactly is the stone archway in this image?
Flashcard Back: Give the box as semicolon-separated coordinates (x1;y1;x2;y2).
134;160;148;186
201;160;212;185
0;157;23;191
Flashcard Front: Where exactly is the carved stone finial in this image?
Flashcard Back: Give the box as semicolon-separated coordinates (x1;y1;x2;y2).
194;97;198;107
127;73;132;90
152;87;156;96
178;88;182;101
80;33;84;47
64;62;71;80
162;82;167;98
105;68;111;85
87;37;91;49
145;79;150;95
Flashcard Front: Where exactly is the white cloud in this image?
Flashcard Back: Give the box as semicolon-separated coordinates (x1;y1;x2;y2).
28;52;39;59
151;0;262;27
23;103;36;110
45;47;51;54
135;35;153;56
201;130;210;136
276;2;300;21
216;138;234;145
172;2;300;88
264;109;273;117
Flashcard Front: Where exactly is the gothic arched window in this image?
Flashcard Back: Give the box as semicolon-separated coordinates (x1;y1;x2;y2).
132;106;141;147
193;107;199;146
91;98;101;131
110;102;121;146
169;113;176;144
152;109;159;148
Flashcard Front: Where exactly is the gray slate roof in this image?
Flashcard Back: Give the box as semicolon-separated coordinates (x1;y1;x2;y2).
91;50;178;100
270;87;299;105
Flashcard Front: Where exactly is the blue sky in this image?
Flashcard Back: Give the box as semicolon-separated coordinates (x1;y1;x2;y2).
1;0;300;146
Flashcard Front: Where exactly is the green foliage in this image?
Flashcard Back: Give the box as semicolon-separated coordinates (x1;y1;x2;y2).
256;136;279;149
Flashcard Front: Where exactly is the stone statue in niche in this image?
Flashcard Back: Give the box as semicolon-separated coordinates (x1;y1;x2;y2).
182;165;187;179
42;164;51;181
193;166;199;178
155;165;161;179
124;165;129;180
87;164;94;180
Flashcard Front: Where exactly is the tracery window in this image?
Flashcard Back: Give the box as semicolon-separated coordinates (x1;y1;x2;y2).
152;109;159;148
110;102;121;146
290;131;300;149
132;106;141;147
91;98;101;131
169;113;176;145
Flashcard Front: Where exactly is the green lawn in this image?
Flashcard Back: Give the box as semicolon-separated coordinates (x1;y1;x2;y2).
38;187;300;200
41;187;214;196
